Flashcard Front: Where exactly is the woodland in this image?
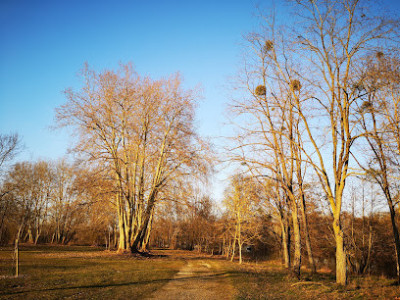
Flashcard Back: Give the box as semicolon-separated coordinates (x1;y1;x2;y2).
2;0;400;291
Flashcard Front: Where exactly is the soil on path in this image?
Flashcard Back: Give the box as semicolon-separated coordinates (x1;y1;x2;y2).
147;253;235;300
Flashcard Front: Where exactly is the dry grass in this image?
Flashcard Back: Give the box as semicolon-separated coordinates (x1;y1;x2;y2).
216;260;400;300
2;246;400;299
0;245;184;299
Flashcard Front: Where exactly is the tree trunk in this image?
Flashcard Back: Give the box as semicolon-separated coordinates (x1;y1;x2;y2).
34;228;40;245
333;217;347;285
238;218;242;264
292;207;301;279
299;195;316;273
362;225;373;274
131;192;158;253
141;207;155;252
118;212;127;251
15;237;19;277
388;203;400;284
226;239;231;259
14;225;23;277
281;218;291;269
231;229;237;262
239;241;243;264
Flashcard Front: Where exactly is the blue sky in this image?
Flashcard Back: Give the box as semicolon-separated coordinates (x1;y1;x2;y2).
0;0;272;201
0;0;263;161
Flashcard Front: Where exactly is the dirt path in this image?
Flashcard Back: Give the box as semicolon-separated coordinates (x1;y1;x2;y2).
147;259;235;300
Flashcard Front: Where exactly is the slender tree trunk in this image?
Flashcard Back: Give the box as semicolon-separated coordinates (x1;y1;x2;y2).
362;225;373;274
226;239;231;259
238;217;242;264
108;228;111;250
114;225;118;248
299;194;316;273
239;241;243;264
388;202;400;284
34;228;39;245
15;237;19;277
292;207;301;279
280;217;291;269
14;225;24;277
231;228;237;262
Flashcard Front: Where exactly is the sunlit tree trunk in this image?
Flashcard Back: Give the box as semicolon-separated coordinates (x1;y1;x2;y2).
14;225;23;277
231;228;237;262
299;194;316;274
291;205;301;279
280;217;291;269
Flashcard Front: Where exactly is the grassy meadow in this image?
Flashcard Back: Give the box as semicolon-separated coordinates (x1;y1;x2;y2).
1;245;400;299
0;245;184;299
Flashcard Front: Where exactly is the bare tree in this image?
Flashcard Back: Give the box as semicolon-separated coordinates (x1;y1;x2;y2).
224;174;261;264
229;26;312;278
358;54;400;282
56;63;211;253
0;133;22;241
0;133;21;170
234;0;398;285
4;162;36;276
49;160;78;244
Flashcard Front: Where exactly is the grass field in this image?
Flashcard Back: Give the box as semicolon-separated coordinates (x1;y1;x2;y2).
215;259;400;300
0;245;184;299
1;245;400;299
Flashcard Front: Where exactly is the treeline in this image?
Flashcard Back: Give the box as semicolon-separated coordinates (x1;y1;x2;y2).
151;182;398;278
0;154;399;280
0;159;116;247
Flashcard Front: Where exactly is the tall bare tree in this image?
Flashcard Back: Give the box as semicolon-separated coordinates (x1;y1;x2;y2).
358;53;400;282
234;0;398;285
56;63;210;253
229;25;312;278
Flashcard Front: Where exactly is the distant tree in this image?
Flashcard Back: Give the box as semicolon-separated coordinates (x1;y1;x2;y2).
25;161;52;244
0;133;21;170
4;162;37;276
224;174;261;264
0;133;21;242
72;166;116;247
